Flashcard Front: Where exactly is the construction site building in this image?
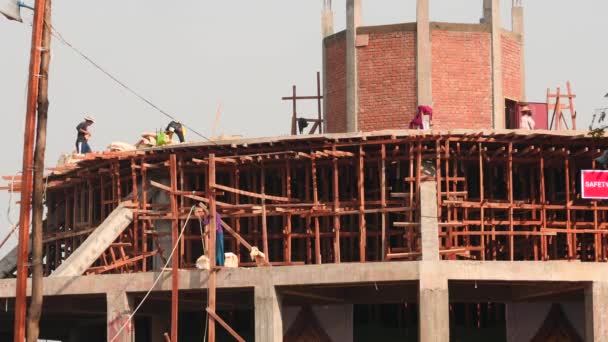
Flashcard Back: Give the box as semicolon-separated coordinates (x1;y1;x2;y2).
1;1;607;342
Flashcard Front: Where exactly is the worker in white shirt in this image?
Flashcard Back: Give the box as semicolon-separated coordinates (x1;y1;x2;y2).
519;105;535;130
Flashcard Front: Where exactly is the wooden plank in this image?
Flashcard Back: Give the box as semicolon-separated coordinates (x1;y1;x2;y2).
332;146;341;263
169;154;179;342
213;183;290;202
358;145;366;262
261;162;269;261
380;144;387;261
220;220;252;251
207;154;217;342
312;155;321;264
206;308;246;342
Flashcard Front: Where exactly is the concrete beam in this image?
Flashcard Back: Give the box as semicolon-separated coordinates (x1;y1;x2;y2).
51;203;133;277
416;0;432;107
419;263;450;342
420;181;439;261
107;291;135;342
489;0;505;129
345;0;361;132
255;282;283;342
585;282;608;342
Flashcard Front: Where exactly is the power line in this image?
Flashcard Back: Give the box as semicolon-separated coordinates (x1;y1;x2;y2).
46;23;214;143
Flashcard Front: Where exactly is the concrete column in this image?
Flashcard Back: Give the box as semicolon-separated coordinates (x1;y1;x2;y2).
416;0;432;107
489;0;505;129
150;314;168;342
420;181;439;261
419;266;450;342
322;0;334;38
322;0;334;133
481;0;492;23
107;291;135;342
585;282;608;342
152;178;172;270
345;0;362;132
512;4;526;101
255;283;283;342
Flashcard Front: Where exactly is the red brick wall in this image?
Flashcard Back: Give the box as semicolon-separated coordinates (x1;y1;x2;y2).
357;31;417;131
324;33;347;133
431;29;493;129
502;34;523;101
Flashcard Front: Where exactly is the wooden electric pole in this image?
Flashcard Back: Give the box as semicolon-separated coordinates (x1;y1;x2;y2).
26;0;52;340
13;0;49;340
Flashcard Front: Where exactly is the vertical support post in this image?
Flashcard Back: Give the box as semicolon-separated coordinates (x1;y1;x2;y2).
332;146;341;263
169;155;179;342
479;143;486;260
416;0;432;106
311;155;321;263
316;71;323;134
540;154;547;260
290;86;297;135
254;281;283;342
27;0;52;338
567;81;576;130
380;145;387;260
284;160;292;263
261;162;269;261
565;156;573;259
107;291;135;342
207;154;217;342
346;0;361;132
14;0;48;339
585;282;608;342
508;143;514;260
358;145;366;262
489;0;505;129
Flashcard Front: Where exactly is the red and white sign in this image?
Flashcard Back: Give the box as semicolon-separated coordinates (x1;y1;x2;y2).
582;170;608;199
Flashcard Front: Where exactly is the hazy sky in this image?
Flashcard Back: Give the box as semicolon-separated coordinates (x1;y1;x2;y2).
1;0;607;257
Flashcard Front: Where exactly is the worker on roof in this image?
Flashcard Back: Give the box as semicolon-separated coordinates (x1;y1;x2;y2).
75;116;95;154
197;203;225;267
409;105;433;130
519;104;536;130
165;120;186;143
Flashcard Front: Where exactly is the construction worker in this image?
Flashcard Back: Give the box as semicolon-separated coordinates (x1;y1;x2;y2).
75;116;95;154
409;105;433;130
519;104;536;130
197;203;225;266
165;120;186;143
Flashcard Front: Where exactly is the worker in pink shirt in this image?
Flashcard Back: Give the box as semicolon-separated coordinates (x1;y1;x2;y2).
409;105;433;130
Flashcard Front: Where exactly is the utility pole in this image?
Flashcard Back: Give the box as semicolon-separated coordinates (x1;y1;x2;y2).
12;0;48;340
26;0;52;340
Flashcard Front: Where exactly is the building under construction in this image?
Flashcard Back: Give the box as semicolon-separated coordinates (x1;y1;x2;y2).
1;1;608;341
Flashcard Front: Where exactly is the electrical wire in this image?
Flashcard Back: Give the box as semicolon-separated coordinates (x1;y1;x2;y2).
45;22;214;143
109;205;196;342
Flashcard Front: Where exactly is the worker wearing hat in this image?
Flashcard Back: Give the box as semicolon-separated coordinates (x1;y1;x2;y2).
519;104;536;130
75;116;95;154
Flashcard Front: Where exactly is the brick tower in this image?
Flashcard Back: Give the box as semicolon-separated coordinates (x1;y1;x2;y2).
322;0;526;132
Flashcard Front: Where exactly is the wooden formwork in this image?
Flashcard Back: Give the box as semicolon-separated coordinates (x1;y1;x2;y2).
2;130;607;277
